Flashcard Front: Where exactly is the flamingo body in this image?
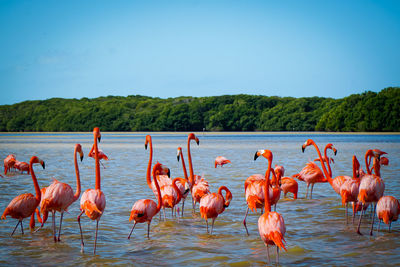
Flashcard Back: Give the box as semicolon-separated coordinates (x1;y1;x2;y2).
376;196;400;225
214;156;231;168
2;193;39;220
200;193;225;220
281;177;298;199
258;212;287;250
80;189;106;221
130;199;158;223
41;179;75;212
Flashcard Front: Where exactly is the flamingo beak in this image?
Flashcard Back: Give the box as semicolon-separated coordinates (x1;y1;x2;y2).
145;143;148;150
167;169;171;178
80;152;84;162
254;152;259;161
302;145;305;153
196;139;200;145
41;161;45;169
98;136;101;143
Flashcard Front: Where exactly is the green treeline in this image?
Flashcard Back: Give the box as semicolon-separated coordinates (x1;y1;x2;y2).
0;87;399;132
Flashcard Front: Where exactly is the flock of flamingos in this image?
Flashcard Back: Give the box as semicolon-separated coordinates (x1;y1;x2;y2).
1;127;399;264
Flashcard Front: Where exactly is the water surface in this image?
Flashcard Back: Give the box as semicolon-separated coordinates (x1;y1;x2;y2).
0;132;399;266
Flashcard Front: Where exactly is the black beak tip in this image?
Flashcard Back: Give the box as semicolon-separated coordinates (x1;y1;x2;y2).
80;155;84;162
196;140;200;145
98;136;101;143
42;162;46;169
302;146;305;153
334;150;337;156
177;155;180;162
145;144;148;150
167;169;171;178
254;152;259;161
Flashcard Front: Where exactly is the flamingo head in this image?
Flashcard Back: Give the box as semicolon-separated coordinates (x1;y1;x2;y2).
177;147;182;162
145;135;151;150
380;156;389;166
93;127;101;143
326;143;337;156
30;156;45;169
302;139;314;153
75;144;84;161
188;133;199;146
254;149;273;162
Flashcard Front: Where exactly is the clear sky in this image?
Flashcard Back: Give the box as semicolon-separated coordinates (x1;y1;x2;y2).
1;0;399;105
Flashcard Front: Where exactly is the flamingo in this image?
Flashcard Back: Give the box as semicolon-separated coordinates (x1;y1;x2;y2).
255;149;287;264
77;127;106;255
199;186;232;234
128;161;163;239
4;154;16;175
39;143;83;242
1;156;45;236
292;161;326;199
187;133;210;213
214;156;231;168
356;149;386;235
339;155;361;223
14;161;30;174
176;147;191;216
376;196;400;233
89;149;109;169
275;165;298;200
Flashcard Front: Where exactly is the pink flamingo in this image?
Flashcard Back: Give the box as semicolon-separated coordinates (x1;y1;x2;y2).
77;127;106;255
376;196;400;232
4;154;16;175
1;156;45;235
14;161;30;174
176;147;191;216
357;149;386;235
39;144;83;242
255;149;287;264
128;161;163;239
199;186;232;234
89;148;108;168
214;156;231;168
187;133;210;213
275;165;298;200
339;155;361;223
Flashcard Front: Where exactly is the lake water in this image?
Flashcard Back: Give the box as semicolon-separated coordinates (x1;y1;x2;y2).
0;132;399;266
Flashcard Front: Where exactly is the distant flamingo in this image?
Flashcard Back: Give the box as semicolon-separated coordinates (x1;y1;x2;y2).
128;161;163;239
77;127;106;255
356;149;385;235
89;148;109;169
255;149;287;264
176;147;192;216
14;161;30;174
199;186;232;234
4;154;16;175
40;144;83;242
214;156;231;168
275;165;298;200
376;196;400;233
187;133;210;213
339;155;361;223
1;156;45;235
293;161;326;199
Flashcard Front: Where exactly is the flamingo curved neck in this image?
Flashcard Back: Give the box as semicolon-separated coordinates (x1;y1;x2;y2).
172;178;183;203
187;137;195;187
310;141;332;185
365;150;373;175
153;170;162;212
180;151;189;181
146;139;153;189
73;147;81;201
29;159;41;203
324;147;332;177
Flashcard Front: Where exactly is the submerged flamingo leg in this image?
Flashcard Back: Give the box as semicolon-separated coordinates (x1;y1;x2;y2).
266;244;270;264
127;221;137;239
20;220;24;235
94;220;99;255
243;207;250;236
389;221;392;233
345;203;348;225
147;221;151;239
210;218;216;235
369;204;377;236
310;184;314;199
52;211;57;242
77;210;85;253
11;220;21;236
305;184;309;199
377;220;381;233
276;246;280;265
356;203;364;235
206;219;209;233
57;212;64;242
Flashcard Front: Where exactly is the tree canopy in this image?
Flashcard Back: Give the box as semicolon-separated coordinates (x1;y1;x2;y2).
0;87;399;132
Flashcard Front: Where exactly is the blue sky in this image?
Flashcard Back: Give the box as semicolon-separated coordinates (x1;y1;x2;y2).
1;0;399;105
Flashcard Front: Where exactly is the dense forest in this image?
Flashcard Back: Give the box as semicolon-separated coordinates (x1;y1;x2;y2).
0;87;399;132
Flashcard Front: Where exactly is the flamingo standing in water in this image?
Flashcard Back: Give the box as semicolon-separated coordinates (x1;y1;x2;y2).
4;154;16;175
255;149;287;264
214;156;231;168
187;133;210;213
1;156;45;235
176;147;192;216
376;196;400;233
357;149;386;235
39;144;83;242
339;155;361;223
14;161;30;174
77;127;106;255
128;160;163;239
275;165;298;200
199;186;232;234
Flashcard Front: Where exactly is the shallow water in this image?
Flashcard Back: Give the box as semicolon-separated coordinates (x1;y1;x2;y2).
0;132;400;266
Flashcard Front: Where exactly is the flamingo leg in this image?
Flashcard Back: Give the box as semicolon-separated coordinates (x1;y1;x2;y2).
352;202;356;224
274;204;277;212
77;210;85;253
310;184;314;199
266;244;270;264
171;207;174;218
210;218;216;235
181;200;185;217
127;221;137;239
94;220;99;255
163;207;166;221
52;211;57;242
11;220;21;236
20;220;24;235
356;203;364;235
100;161;106;169
369;203;377;236
206;219;209;233
243;207;250;236
276;246;280;265
345;203;348;225
305;184;309;199
389;221;392;233
147;221;151;239
57;212;64;242
377;220;381;233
